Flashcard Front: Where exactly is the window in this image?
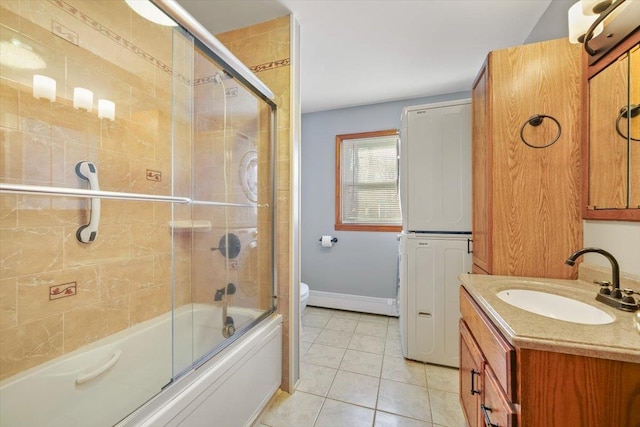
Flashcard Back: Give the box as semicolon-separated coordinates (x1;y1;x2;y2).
335;129;402;232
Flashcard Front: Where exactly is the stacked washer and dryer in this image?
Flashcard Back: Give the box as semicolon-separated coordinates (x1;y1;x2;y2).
398;99;472;368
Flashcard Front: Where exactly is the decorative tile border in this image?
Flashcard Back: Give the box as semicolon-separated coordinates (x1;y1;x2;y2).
250;58;290;73
48;0;173;74
46;0;286;86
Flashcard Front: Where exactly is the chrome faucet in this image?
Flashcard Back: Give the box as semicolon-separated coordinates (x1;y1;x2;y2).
565;247;637;312
565;247;620;293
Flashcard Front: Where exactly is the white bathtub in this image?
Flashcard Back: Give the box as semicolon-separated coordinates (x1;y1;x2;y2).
0;304;282;427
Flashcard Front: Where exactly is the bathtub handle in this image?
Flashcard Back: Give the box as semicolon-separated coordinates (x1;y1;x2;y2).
75;350;121;385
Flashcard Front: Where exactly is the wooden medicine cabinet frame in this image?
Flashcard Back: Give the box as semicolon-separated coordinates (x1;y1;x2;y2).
583;29;640;221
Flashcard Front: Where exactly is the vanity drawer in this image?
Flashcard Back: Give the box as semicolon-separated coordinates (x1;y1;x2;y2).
460;287;516;401
482;366;517;427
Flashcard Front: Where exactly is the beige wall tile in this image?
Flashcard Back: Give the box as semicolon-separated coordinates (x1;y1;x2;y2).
0;227;64;278
0;128;22;182
129;285;170;325
0;314;64;381
0;277;17;330
0;195;17;228
100;256;155;300
0;78;19;130
63;296;130;353
17;265;99;325
63;224;132;268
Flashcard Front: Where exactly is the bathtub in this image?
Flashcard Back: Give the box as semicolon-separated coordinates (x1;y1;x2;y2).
0;304;282;427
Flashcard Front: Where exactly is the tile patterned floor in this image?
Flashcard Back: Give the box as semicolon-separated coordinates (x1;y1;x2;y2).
255;307;466;427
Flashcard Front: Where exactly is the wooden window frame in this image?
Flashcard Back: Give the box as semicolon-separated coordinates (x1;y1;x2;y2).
335;129;402;232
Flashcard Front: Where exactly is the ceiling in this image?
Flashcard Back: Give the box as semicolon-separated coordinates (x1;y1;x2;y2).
177;0;553;113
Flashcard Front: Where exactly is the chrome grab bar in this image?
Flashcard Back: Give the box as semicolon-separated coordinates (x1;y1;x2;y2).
0;184;267;208
75;161;101;243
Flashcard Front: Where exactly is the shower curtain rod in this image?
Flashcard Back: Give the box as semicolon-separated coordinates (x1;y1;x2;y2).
0;184;264;208
153;0;276;102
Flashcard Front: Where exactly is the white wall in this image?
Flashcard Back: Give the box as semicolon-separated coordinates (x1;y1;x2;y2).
584;222;640;276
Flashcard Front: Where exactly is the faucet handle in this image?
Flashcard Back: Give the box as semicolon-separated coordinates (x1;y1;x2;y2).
594;280;611;295
622;289;636;305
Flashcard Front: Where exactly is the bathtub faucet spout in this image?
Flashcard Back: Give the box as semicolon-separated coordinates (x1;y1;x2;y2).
214;283;237;301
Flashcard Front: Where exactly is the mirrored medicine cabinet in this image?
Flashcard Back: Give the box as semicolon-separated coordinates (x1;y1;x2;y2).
584;29;640;221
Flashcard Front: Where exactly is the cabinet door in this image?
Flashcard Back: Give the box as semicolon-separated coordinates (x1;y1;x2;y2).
482;367;517;427
471;64;491;274
460;320;484;427
490;39;582;279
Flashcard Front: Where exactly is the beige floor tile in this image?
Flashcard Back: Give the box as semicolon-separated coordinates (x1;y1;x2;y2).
382;356;427;387
297;362;337;396
374;411;432;427
314;399;375;427
340;349;383;377
324;316;359;333
302;314;330;328
258;390;324;427
359;313;390;325
356;320;389;337
425;364;459;394
377;379;432;422
305;306;335;317
302;343;346;369
384;334;403;358
301;326;322;343
315;328;353;348
428;389;465;427
349;333;386;354
327;370;380;408
300;341;312;357
332;310;362;320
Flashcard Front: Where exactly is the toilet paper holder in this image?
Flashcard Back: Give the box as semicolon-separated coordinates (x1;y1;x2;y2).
318;237;338;243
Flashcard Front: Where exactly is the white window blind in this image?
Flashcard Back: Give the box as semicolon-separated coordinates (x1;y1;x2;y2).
341;135;401;224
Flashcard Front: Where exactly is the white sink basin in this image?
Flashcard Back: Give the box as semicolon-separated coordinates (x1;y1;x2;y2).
496;289;615;325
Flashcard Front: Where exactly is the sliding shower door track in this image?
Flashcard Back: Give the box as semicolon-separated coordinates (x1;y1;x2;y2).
0;183;265;208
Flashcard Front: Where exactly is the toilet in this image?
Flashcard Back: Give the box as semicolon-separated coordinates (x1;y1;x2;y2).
300;282;310;312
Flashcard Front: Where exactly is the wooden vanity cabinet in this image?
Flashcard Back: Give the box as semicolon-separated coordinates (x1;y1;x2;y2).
460;288;516;427
471;38;583;279
460;286;640;426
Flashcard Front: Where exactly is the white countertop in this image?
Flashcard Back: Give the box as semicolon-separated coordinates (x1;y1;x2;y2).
459;273;640;364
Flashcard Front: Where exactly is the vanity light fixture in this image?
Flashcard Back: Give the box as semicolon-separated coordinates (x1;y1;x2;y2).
32;75;56;102
73;87;93;111
125;0;177;26
568;1;604;44
97;99;115;121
